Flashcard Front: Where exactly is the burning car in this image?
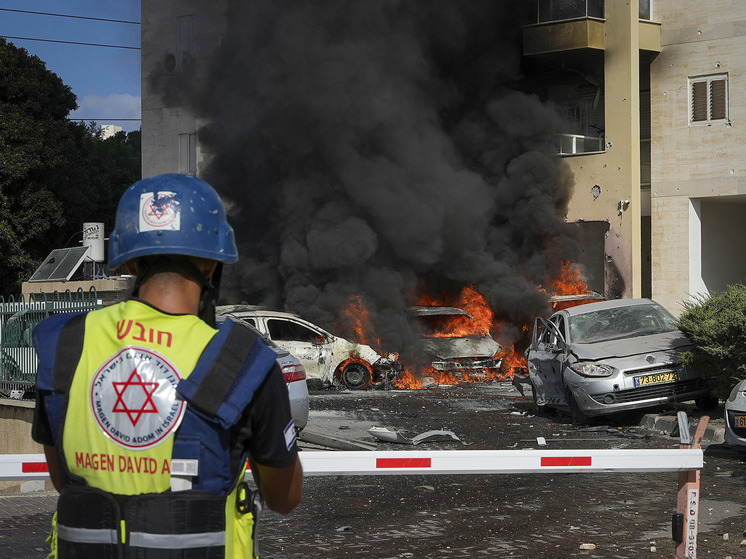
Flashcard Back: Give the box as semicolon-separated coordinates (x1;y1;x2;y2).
405;305;502;379
526;298;715;424
216;306;401;389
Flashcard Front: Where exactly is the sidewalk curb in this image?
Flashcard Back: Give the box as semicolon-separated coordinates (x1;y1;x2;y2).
640;414;725;445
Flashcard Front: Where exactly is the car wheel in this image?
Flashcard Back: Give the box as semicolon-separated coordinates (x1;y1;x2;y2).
695;394;719;411
340;360;372;390
566;389;590;426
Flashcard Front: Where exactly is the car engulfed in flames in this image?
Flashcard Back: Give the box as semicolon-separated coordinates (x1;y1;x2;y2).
406;305;502;381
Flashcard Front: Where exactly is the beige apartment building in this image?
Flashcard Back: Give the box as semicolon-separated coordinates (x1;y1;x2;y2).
649;1;746;313
141;0;745;315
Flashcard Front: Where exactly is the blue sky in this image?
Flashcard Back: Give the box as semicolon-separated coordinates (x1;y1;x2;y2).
1;0;141;132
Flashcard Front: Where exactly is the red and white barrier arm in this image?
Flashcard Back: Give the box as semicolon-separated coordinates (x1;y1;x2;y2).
0;448;703;481
298;448;703;476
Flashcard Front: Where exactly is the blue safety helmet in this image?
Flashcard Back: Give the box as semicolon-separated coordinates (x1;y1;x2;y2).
109;174;238;267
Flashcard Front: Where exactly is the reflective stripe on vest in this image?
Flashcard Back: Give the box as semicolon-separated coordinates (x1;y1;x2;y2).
57;524;118;545
129;530;226;549
57;523;227;549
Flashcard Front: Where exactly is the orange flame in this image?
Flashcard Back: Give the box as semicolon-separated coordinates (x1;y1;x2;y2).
338;294;382;350
539;260;598;311
416;285;493;338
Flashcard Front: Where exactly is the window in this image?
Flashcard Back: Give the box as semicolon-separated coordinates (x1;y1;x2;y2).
689;74;728;125
179;133;196;175
267;319;324;343
176;14;195;67
639;0;652;20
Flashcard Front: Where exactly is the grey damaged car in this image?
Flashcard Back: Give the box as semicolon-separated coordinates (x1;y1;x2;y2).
526;298;716;424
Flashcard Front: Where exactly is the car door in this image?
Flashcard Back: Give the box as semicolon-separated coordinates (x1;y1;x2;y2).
527;316;567;407
265;317;332;381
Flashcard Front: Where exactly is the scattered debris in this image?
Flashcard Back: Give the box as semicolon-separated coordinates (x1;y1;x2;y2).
336;525;352;532
368;426;461;445
299;429;377;451
579;543;596;550
511;374;532;397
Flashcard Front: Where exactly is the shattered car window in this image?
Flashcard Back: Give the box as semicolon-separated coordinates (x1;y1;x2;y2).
569;303;678;344
267;319;325;343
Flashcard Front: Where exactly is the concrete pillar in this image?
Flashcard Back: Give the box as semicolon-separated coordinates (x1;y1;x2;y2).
604;0;642;298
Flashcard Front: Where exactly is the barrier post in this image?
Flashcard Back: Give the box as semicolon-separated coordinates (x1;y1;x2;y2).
675;415;709;559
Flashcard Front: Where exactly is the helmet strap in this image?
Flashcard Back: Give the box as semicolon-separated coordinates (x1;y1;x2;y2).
199;263;223;328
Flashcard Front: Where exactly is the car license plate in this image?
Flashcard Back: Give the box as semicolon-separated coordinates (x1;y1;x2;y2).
736;415;746;429
634;371;678;387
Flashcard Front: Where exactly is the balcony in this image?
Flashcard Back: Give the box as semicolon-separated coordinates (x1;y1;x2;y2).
524;1;660;55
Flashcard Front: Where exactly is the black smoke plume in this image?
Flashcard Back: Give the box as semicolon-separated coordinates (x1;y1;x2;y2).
156;1;577;352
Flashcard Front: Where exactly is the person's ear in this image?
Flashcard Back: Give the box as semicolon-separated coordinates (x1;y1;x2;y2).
202;260;218;278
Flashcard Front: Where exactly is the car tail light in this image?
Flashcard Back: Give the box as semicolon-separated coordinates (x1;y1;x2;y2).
282;363;306;383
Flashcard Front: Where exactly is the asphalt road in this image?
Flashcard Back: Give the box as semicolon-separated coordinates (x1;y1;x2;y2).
2;382;745;558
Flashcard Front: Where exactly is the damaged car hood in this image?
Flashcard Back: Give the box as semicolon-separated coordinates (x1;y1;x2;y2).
568;330;692;361
420;335;501;359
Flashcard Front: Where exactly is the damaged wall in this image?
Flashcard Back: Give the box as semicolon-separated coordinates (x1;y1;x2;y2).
559;0;644;301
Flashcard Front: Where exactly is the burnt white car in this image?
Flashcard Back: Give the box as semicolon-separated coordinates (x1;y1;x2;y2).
724;379;746;450
217;306;401;389
526;298;714;424
216;314;308;430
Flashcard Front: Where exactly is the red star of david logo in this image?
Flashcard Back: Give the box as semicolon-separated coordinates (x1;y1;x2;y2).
147;195;175;221
112;368;160;426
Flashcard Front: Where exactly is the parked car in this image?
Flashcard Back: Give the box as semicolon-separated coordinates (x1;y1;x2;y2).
216;306;401;389
526;298;715;424
216;314;309;431
405;306;502;378
724;379;746;450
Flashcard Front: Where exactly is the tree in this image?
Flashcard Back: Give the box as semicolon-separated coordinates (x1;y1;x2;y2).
676;284;746;400
0;39;140;296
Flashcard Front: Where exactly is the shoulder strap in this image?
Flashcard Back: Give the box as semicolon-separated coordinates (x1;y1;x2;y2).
177;318;278;429
32;312;87;393
54;313;87;393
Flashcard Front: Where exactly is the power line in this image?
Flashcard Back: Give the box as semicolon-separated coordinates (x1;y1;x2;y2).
68;118;142;121
1;35;139;50
0;7;139;25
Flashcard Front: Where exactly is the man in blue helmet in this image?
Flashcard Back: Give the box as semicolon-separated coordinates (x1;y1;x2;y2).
31;173;302;558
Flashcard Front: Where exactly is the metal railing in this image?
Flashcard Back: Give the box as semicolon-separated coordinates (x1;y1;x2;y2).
553;133;605;155
0;289;102;398
536;0;604;23
535;0;653;23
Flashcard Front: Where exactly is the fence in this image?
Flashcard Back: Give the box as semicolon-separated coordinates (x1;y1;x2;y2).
0;289;102;397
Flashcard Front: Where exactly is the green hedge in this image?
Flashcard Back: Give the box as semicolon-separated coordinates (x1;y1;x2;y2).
676;284;746;400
